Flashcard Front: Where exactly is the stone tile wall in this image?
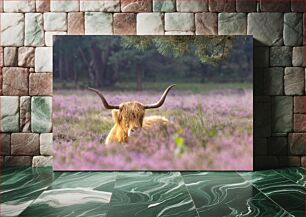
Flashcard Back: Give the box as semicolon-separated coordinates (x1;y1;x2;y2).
0;0;305;169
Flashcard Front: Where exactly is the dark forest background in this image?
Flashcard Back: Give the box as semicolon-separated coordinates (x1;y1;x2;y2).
53;35;253;91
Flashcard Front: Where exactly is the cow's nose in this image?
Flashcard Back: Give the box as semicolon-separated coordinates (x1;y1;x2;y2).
129;128;140;136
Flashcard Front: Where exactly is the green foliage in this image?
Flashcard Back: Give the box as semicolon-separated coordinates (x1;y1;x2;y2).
174;135;186;155
121;36;234;64
173;127;187;155
121;36;152;51
54;36;253;89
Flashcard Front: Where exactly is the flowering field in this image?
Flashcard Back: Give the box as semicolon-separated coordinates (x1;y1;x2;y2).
53;89;253;171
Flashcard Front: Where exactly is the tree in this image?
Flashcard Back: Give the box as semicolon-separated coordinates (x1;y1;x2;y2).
120;35;234;64
53;35;252;89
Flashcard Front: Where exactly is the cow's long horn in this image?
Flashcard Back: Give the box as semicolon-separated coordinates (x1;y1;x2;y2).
88;87;120;109
144;84;176;109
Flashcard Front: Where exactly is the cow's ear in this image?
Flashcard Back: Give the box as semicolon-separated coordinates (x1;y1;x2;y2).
112;109;120;123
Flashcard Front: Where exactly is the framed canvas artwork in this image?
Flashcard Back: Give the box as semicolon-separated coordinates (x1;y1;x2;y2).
53;35;253;171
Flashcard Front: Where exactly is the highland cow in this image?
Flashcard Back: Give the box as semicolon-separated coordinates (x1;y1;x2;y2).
88;84;175;145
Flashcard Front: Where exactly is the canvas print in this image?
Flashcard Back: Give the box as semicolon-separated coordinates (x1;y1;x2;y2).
53;35;253;171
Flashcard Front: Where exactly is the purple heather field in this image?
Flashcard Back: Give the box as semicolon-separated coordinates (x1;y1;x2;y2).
53;89;253;171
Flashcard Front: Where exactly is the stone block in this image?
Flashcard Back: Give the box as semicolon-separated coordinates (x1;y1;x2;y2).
20;96;31;132
253;68;265;95
247;13;283;46
45;32;67;46
288;133;305;155
29;73;53;96
267;137;288;155
253;47;269;67
137;13;164;35
291;0;304;12
165;31;195;35
68;12;85;35
270;46;292;67
85;12;113;35
272;96;293;133
11;133;39;155
0;96;19;132
292;47;305;66
218;13;247;35
254;102;271;137
2;67;29;96
284;13;303;46
236;0;256;12
284;67;304;95
264;67;284;95
44;12;67;31
35;47;53;72
36;0;50;12
0;133;10;155
176;0;208;12
50;0;79;12
254;156;278;170
253;138;267;156
260;0;290;12
0;68;2;95
254;96;271;103
25;13;44;46
121;0;152;12
114;13;136;35
18;47;35;67
0;47;3;67
0;157;3;168
302;32;306;62
304;68;306;93
0;0;2;12
293;114;305;132
4;47;18;66
31;96;52;133
5;156;32;167
302;156;306;167
153;0;175;12
0;13;24;46
195;13;217;35
80;0;120;12
32;156;53;167
279;156;301;167
165;13;195;31
3;0;35;12
40;133;53;155
208;0;235;12
294;96;305;113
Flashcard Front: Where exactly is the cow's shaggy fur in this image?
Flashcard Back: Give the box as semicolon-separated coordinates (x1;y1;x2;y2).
106;104;169;145
89;85;175;146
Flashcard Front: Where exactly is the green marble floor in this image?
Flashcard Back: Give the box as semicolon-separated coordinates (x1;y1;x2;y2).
0;167;305;216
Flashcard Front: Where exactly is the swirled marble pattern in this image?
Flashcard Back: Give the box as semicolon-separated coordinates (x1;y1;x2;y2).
107;172;198;216
239;170;305;216
182;172;291;217
19;171;116;216
275;167;305;187
0;167;60;216
0;167;305;216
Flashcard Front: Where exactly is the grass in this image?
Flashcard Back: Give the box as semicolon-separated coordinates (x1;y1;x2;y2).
115;82;253;92
54;81;253;93
53;90;253;170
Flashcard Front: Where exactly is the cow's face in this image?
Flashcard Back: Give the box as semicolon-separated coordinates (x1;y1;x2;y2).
88;84;175;142
112;102;145;137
